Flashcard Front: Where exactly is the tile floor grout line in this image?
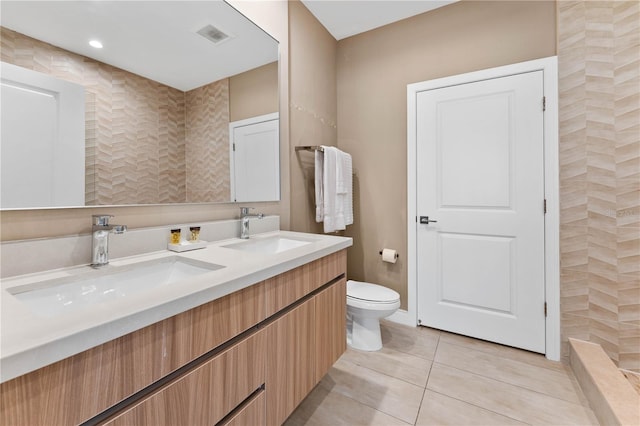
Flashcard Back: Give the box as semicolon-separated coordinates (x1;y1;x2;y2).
436;354;591;405
433;345;586;405
420;388;535;426
335;388;414;426
437;335;569;374
429;360;596;410
339;356;430;389
426;331;442;384
349;346;436;364
379;346;435;362
414;334;440;425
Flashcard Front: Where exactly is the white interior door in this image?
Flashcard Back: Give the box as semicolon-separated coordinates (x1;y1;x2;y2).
416;71;546;353
1;62;85;209
229;113;279;202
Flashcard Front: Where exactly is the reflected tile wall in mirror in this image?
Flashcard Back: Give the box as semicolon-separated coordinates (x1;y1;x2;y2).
2;27;191;205
1;27;241;205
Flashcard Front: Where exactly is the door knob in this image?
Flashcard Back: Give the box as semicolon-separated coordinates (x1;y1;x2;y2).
419;216;438;224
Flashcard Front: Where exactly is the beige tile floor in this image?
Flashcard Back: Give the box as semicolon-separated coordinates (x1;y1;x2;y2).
285;320;599;426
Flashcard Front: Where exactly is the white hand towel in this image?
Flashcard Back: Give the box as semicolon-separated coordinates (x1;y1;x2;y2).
341;151;353;226
333;150;353;229
322;146;339;233
336;150;348;195
320;146;353;233
315;149;324;222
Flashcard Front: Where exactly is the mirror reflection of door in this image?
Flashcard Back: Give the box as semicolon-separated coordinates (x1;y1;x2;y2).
230;113;280;202
0;62;85;209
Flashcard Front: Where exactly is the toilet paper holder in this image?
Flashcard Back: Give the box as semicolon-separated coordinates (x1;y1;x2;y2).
379;250;399;259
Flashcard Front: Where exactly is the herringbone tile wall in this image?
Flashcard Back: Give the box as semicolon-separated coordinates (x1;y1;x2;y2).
1;27;233;205
558;1;640;371
185;80;231;203
1;27;188;205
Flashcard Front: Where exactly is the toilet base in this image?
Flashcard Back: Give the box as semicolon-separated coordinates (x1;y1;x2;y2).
347;314;383;351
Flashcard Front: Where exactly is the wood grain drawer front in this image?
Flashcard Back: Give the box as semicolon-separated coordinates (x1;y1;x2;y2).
315;278;347;381
105;330;266;426
220;389;265;426
0;319;168;426
166;281;266;373
265;299;316;426
266;249;347;316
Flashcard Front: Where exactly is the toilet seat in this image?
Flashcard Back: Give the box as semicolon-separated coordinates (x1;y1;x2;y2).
347;280;400;304
347;296;400;311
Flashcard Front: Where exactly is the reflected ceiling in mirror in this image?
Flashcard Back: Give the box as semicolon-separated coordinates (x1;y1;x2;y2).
0;1;279;209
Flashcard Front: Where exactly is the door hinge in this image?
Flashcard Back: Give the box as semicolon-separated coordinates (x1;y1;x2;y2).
233;142;236;151
544;199;547;214
544;302;548;317
542;96;546;111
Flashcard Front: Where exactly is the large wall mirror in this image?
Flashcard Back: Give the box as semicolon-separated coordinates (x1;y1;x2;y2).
0;1;279;209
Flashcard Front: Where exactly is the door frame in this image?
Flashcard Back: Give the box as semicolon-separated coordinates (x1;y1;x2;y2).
396;56;559;361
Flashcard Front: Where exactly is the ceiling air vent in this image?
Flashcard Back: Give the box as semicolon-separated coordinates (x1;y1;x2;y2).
196;24;233;45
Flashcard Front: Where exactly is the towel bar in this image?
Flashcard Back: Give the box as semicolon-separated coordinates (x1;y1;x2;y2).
295;145;324;152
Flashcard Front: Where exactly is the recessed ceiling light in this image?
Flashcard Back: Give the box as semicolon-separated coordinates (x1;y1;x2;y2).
89;40;103;49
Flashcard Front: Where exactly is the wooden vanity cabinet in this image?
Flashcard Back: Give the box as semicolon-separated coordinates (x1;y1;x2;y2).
0;282;266;426
266;277;347;426
103;330;266;426
0;249;347;426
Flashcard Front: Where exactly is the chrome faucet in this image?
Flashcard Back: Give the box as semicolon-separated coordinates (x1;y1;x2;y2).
91;214;127;267
240;207;263;239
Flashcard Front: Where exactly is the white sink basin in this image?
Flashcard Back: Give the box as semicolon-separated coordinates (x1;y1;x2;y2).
7;256;224;318
223;236;313;254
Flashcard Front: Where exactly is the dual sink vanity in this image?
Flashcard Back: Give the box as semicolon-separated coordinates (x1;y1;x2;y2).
0;225;352;425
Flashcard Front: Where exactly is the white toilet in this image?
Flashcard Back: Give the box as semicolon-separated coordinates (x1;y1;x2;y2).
346;280;400;351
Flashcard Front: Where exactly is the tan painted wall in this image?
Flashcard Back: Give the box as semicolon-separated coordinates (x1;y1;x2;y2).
0;1;289;242
336;1;557;309
288;0;337;234
229;62;278;122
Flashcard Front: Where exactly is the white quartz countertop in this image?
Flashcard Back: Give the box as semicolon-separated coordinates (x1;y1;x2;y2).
0;230;352;383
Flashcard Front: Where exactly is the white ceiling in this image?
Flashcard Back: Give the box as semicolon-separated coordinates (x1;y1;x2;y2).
0;1;278;92
301;0;458;40
1;1;456;91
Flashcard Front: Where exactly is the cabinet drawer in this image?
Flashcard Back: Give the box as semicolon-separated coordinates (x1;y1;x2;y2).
105;330;266;426
166;281;266;372
265;249;346;316
220;389;265;426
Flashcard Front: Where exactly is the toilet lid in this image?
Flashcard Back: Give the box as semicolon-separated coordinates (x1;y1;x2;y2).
347;280;400;303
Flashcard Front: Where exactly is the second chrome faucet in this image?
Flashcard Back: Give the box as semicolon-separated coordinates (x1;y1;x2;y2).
240;207;263;239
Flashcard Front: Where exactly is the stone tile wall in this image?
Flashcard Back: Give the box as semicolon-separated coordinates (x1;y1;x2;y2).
1;27;187;205
185;80;231;203
558;0;640;371
1;27;232;205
